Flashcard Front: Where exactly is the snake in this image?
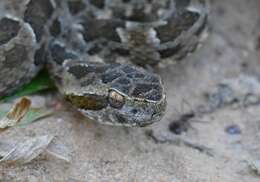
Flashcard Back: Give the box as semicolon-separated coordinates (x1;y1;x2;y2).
0;0;208;127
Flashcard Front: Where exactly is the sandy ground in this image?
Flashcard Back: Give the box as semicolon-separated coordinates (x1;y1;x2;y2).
1;0;260;181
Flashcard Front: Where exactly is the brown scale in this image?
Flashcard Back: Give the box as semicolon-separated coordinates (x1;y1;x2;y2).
65;94;108;110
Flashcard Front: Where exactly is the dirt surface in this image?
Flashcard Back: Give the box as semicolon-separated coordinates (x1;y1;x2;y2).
1;0;260;181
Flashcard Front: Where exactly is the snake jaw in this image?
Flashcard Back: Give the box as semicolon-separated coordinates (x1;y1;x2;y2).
65;84;166;127
110;92;167;126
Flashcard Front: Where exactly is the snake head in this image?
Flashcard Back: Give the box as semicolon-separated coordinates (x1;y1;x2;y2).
61;61;166;127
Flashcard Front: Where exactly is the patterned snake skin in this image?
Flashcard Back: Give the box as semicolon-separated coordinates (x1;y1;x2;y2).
0;0;208;126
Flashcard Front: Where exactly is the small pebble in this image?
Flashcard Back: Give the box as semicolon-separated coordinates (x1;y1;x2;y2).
169;121;188;135
225;124;241;135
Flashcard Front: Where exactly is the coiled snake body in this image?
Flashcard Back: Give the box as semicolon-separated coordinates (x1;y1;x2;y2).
0;0;208;126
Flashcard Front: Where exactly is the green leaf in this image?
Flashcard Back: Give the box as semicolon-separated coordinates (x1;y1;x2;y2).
0;70;55;102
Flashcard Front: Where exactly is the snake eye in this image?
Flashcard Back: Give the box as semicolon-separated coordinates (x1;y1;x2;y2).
109;90;125;108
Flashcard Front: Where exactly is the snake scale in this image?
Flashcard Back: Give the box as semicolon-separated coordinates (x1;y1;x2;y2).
0;0;208;127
